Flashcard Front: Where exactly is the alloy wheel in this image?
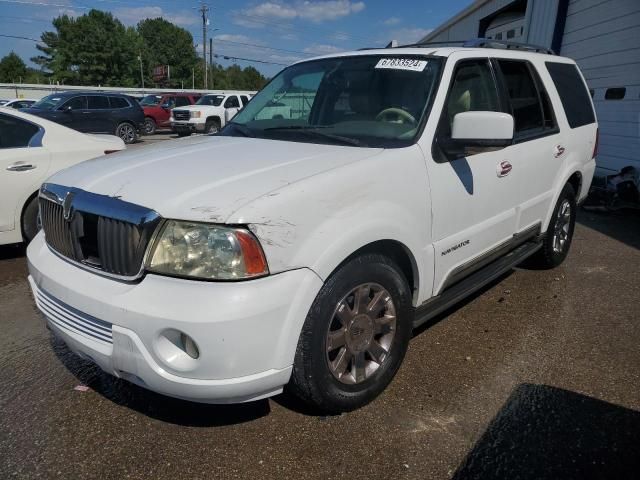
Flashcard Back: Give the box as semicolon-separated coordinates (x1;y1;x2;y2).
552;199;571;253
326;283;397;384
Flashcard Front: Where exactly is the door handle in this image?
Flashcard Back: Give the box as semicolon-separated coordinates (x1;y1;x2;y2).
497;161;512;177
6;162;36;172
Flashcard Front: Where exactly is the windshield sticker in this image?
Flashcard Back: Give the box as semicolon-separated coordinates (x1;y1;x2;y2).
375;58;428;72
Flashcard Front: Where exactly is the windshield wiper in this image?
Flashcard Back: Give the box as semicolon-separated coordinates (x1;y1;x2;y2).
227;122;255;137
263;126;365;147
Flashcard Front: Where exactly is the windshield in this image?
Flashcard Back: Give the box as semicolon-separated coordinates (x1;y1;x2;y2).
140;95;162;106
197;95;225;106
31;94;64;110
224;55;442;147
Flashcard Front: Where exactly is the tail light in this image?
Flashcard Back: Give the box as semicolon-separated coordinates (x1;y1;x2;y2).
592;128;599;159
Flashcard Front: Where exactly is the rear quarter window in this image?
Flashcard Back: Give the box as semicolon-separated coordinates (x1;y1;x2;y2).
545;62;595;128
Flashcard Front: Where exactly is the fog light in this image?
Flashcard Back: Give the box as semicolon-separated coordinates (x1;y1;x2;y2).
180;333;199;359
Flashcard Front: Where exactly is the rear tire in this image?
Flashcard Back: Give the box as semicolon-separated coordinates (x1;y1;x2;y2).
22;196;40;243
289;253;413;413
529;183;577;269
143;117;156;135
116;122;137;144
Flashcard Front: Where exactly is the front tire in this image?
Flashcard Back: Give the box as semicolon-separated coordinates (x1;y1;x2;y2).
115;122;137;144
289;253;413;413
529;183;577;269
205;119;221;134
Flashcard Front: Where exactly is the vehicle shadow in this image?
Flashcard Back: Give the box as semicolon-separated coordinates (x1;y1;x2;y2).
453;383;640;479
577;208;640;250
50;336;271;427
0;244;26;260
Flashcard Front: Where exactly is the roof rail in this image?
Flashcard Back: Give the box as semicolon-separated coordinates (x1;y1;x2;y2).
392;37;556;55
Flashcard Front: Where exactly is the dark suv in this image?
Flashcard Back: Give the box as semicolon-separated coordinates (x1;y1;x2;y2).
23;92;144;144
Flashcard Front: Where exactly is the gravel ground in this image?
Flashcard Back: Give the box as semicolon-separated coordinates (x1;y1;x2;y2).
0;207;638;480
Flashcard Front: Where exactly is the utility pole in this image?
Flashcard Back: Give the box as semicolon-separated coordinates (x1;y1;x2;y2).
138;53;144;89
209;37;213;90
199;2;209;90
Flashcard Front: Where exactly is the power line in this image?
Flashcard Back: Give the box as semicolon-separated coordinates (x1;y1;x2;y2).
212;38;309;56
0;33;41;43
214;53;288;67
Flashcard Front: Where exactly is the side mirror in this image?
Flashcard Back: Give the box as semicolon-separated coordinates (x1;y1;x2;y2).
440;111;514;157
161;103;171;110
62;105;73;113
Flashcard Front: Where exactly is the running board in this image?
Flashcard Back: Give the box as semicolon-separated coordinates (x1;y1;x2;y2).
413;240;542;328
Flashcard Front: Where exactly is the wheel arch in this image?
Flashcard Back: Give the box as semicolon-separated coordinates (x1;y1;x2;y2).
544;167;584;232
206;115;222;124
20;189;39;240
331;239;419;304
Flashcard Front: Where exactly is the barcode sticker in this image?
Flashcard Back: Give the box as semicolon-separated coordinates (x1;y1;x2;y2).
375;58;428;72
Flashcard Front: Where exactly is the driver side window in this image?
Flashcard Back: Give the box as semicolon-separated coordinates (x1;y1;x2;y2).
444;59;500;132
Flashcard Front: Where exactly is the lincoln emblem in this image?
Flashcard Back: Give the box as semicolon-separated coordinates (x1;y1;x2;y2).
62;191;75;222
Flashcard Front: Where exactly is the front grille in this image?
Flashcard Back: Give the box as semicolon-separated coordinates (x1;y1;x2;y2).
39;184;161;279
35;286;113;345
173;110;190;121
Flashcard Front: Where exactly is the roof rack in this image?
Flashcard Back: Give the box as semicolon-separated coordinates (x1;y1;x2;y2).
393;37;556;55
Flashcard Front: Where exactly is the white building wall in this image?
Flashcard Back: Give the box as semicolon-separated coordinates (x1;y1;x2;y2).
561;0;640;173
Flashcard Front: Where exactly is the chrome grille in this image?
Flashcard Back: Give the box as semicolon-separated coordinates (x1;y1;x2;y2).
39;184;161;280
173;110;190;121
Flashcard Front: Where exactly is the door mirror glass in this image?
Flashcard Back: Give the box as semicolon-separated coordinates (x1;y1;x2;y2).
451;111;514;145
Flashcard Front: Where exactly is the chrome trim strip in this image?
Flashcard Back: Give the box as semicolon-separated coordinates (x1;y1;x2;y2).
35;287;113;344
440;223;542;292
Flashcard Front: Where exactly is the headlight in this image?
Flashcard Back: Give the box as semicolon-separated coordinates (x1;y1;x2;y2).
147;221;268;280
191;111;201;118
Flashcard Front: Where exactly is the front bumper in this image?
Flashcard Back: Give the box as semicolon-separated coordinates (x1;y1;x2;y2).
171;121;205;133
27;232;323;403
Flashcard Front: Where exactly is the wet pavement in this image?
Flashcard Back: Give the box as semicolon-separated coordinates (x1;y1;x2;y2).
1;210;639;479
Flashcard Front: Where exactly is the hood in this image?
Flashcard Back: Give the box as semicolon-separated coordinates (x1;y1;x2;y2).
172;104;217;111
48;135;383;223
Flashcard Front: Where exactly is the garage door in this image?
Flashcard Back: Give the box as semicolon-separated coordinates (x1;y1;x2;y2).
560;0;640;174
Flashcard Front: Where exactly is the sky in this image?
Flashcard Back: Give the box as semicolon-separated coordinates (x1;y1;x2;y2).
0;0;472;77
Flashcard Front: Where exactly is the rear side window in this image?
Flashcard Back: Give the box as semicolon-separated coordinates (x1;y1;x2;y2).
109;96;130;109
497;60;544;135
545;62;595;128
87;96;110;109
0;113;39;148
175;97;190;107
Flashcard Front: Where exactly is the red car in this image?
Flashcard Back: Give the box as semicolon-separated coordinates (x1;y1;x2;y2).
139;93;200;135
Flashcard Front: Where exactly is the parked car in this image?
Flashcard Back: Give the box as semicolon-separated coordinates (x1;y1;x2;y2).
22;92;144;144
2;98;37;109
139;93;200;135
170;93;252;136
0;108;124;245
27;41;597;413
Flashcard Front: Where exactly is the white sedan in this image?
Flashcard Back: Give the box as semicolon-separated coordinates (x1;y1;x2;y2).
0;107;125;245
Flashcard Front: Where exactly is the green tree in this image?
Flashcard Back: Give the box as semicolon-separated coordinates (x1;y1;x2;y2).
32;10;141;86
137;18;198;88
0;52;28;83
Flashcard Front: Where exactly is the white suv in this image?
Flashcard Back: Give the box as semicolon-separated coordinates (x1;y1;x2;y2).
27;42;597;413
170;93;252;136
